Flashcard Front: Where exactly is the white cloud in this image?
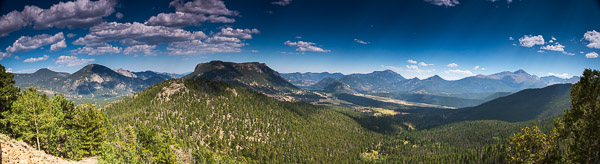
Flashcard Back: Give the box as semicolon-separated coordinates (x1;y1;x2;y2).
23;54;49;63
481;67;487;71
425;0;459;7
405;65;434;73
146;0;237;27
548;72;569;78
0;11;27;37
216;27;259;39
446;63;458;67
586;52;599;58
584;30;600;49
407;59;417;64
272;0;292;6
50;40;67;52
73;22;207;46
540;43;565;52
563;52;575;56
6;68;12;73
6;32;65;53
55;55;95;67
146;11;234;27
473;65;480;70
284;40;330;53
123;45;157;56
24;0;116;29
167;39;243;55
0;0;115;37
419;62;433;66
115;12;123;19
0;52;11;61
445;69;474;76
170;0;238;16
354;38;370;44
518;35;544;47
508;36;514;40
73;43;122;55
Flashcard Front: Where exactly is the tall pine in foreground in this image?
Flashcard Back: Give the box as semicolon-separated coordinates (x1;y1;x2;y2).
0;64;20;132
2;88;56;150
553;69;600;163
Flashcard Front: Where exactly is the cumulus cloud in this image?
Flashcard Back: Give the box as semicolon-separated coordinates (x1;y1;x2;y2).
73;22;207;46
0;52;12;61
73;22;257;55
0;11;27;37
272;0;292;6
586;52;599;58
473;65;480;70
419;62;433;66
167;39;243;55
445;69;474;76
123;45;157;56
23;54;49;63
73;43;122;55
284;40;330;53
6;32;65;53
216;27;259;39
584;30;600;49
50;40;67;52
405;65;434;73
446;63;458;67
508;37;514;40
354;38;370;45
55;56;95;67
5;68;12;73
548;72;569;78
146;12;234;27
146;0;237;27
0;0;116;37
425;0;459;7
519;35;544;47
407;59;417;64
540;43;565;52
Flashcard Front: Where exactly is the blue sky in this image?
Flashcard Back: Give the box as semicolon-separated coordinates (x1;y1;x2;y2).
0;0;598;80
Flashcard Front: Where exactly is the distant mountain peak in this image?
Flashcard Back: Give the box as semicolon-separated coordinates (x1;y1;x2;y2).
513;69;528;74
33;68;56;74
425;75;444;81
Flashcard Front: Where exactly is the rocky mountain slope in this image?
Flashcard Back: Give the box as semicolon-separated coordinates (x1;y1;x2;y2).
184;61;322;101
0;133;97;164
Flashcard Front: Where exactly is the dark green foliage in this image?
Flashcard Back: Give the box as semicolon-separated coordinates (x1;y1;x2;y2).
136;126;177;163
499;69;600;163
454;84;572;122
0;64;20;121
103;78;384;163
0;86;108;160
553;69;600;163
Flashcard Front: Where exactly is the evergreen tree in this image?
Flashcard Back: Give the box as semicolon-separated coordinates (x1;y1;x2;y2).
3;88;56;150
554;69;600;163
0;64;20;131
70;104;107;158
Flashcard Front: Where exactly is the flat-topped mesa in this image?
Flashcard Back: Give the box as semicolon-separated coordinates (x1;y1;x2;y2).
186;60;311;101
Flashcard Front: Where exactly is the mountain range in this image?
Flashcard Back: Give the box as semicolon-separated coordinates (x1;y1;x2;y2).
284;69;578;95
13;64;184;104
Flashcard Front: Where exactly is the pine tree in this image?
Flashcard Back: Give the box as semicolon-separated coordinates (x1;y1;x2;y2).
3;87;56;150
71;104;107;158
0;64;20;130
554;69;600;163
